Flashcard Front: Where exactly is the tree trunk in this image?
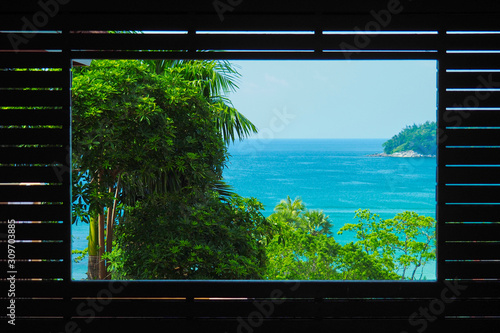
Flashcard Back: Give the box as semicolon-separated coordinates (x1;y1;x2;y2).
87;216;99;279
87;255;100;280
98;206;106;280
105;187;113;280
104;175;121;280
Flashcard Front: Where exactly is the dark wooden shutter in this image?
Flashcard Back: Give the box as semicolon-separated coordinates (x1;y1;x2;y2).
0;30;71;331
1;1;499;332
439;31;500;278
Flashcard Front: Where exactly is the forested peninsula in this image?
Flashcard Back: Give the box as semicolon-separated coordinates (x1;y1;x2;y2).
375;121;436;157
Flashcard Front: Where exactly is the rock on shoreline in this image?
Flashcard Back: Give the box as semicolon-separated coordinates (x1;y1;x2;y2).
368;150;436;158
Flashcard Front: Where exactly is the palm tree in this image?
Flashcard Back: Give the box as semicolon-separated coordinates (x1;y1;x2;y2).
302;210;334;236
271;196;307;228
269;197;333;238
274;196;306;219
144;58;258;144
82;58;257;279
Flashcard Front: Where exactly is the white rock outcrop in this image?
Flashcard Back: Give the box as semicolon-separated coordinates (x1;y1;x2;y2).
368;150;435;158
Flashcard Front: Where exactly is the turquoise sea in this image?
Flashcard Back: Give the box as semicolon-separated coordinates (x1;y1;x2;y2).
72;138;437;280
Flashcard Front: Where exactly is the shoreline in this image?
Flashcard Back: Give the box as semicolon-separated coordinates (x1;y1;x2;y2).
367;150;436;158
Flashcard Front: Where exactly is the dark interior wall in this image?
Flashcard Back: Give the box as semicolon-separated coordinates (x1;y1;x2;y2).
1;1;499;332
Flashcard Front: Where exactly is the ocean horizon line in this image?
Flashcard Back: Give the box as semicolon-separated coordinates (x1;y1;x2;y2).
235;137;390;141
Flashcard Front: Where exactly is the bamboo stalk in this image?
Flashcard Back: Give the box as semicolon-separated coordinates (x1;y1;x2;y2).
105;174;121;279
98;172;106;280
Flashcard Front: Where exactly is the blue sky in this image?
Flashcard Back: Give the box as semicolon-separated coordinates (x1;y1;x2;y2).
227;60;438;139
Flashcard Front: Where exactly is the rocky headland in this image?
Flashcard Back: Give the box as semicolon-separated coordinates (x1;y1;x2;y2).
368;150;435;158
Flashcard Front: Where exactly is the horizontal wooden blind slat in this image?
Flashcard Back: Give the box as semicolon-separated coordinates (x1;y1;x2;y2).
442;110;500;127
443;72;500;88
191;299;500;318
0;319;65;332
442;242;500;260
0;147;68;164
0;184;65;202
0;33;64;51
445;53;500;69
69;281;442;299
441;129;500;146
3;318;499;333
3;260;67;278
66;281;500;299
446;34;500;50
442;223;500;241
0;166;69;183
0;52;65;68
0;109;66;125
441;166;500;183
444;13;500;30
45;318;500;333
444;90;500;108
440;204;500;222
0;70;66;88
446;300;500;316
0;280;64;297
0;204;68;221
7;299;67;317
0;128;66;145
442;185;500;203
0;222;66;239
0;242;66;259
66;299;435;318
441;148;500;165
5;0;500;14
10;13;500;33
70;50;439;61
0;90;65;107
201;13;441;31
443;261;500;279
0;13;443;31
71;34;303;50
62;33;439;51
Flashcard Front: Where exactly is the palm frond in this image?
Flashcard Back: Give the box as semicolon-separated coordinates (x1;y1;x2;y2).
213;179;237;201
213;99;258;144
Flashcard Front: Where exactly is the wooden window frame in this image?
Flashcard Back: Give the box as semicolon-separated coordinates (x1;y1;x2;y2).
1;2;499;331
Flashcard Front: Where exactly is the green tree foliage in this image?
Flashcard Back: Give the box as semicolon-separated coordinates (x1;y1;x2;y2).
302;210;334;237
72;59;227;278
72;59;226;201
335;242;400;280
144;58;258;144
265;216;341;280
338;209;436;280
265;199;435;280
106;194;271;279
270;196;333;236
382;121;436;155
